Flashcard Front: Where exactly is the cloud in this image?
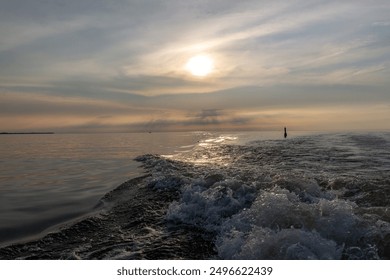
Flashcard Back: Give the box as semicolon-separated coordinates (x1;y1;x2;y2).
0;92;134;117
0;0;389;132
196;109;222;119
135;108;253;132
372;21;390;26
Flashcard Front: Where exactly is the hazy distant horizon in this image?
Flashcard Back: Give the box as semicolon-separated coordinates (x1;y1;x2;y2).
2;127;390;135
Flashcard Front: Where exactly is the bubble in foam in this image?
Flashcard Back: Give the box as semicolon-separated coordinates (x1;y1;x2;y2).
216;181;381;259
166;178;257;231
217;227;343;259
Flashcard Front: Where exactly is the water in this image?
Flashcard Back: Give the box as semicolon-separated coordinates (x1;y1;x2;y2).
0;132;206;245
0;131;389;259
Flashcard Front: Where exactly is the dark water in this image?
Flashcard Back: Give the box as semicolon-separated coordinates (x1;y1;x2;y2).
0;131;389;259
0;132;207;246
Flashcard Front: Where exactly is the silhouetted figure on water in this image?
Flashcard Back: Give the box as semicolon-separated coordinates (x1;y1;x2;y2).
284;127;287;138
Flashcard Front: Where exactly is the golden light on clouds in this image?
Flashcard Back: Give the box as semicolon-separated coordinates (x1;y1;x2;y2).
185;55;214;77
1;1;389;132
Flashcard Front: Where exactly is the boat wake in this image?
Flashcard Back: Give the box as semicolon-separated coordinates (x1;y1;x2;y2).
1;133;389;259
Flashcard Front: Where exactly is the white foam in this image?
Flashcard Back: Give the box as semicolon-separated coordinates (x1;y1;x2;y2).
216;184;374;259
217;227;343;260
136;132;390;259
166;177;257;231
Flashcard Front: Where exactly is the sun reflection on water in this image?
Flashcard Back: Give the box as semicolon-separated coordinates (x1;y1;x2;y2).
168;134;239;166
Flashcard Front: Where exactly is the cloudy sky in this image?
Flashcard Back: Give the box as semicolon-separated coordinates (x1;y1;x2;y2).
1;0;389;132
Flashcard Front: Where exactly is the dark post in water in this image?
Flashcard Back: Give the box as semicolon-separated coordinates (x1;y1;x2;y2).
284;127;287;138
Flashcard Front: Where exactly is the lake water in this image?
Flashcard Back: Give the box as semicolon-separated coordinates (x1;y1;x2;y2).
0;131;389;259
0;132;211;245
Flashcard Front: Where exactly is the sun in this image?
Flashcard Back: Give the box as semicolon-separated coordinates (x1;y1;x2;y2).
185;55;214;77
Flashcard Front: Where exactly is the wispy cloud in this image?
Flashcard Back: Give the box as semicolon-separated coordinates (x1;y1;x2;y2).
0;0;389;132
372;20;390;27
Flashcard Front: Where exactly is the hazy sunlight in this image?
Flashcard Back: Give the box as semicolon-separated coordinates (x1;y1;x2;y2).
185;55;214;77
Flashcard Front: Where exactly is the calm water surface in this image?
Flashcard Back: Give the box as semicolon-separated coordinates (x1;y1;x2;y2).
0;132;210;245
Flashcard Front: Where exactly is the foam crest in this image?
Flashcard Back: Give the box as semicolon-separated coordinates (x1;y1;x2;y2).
217;227;342;259
217;183;387;259
166;176;257;231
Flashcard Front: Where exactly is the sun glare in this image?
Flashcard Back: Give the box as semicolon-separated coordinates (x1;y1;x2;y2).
185;55;214;77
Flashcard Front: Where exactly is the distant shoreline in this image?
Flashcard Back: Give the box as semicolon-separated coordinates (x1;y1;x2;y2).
0;132;54;135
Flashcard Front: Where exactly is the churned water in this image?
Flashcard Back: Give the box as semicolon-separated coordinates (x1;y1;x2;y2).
0;131;389;259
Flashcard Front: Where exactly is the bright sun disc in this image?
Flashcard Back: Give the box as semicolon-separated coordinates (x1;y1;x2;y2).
185;55;214;77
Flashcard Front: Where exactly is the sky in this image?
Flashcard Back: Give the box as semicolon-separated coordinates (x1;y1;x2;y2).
0;0;389;133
